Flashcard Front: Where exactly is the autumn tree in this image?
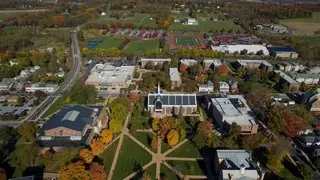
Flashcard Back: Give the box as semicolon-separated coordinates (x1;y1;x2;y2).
141;171;152;180
101;129;113;144
18;121;39;142
90;138;105;155
216;64;229;76
0;168;6;180
177;127;186;141
197;121;213;136
179;64;188;72
158;118;170;139
89;163;107;180
150;136;158;152
152;118;160;132
49;49;59;73
129;92;140;102
283;111;307;138
267;140;291;174
79;149;94;164
59;161;89;180
167;130;179;146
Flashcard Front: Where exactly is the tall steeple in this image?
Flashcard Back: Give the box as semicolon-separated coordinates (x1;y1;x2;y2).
157;82;161;95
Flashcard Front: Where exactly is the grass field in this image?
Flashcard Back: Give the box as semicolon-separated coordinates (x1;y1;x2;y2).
113;136;152;179
130;115;149;129
167;141;202;158
167;160;207;175
160;164;180;180
123;39;159;54
144;163;156;180
96;37;123;49
174;36;201;46
305;36;320;48
101;140;119;175
98;12;156;27
280;12;320;36
170;20;242;32
133;132;155;152
161;141;171;153
41;97;65;118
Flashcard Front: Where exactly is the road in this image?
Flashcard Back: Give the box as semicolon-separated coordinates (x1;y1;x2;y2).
26;30;81;121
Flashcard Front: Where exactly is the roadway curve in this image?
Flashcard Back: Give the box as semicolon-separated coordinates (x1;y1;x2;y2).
26;30;81;121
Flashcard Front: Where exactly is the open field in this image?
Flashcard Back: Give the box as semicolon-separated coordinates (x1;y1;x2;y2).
161;164;180;180
281;12;320;23
98;12;156;27
167;160;207;175
123;39;159;54
170;20;242;32
41;97;65;118
174;35;201;46
305;36;320;48
96;37;123;49
280;12;320;36
113;136;152;179
0;9;49;13
167;141;201;158
169;33;206;49
101;139;119;175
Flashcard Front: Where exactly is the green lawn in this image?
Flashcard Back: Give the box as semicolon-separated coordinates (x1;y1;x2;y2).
123;39;159;54
161;141;171;153
167;160;207;176
305;36;320;48
100;139;119;175
113;136;152;180
144;163;156;180
281;12;320;23
41;97;65;118
167;141;202;158
96;37;123;49
160;164;180;180
174;36;201;46
131;115;149;129
133;132;155;152
170;20;242;32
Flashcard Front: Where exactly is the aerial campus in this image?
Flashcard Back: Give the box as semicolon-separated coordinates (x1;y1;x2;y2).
1;1;320;180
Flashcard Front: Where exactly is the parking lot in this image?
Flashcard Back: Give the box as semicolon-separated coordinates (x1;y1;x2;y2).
103;28;166;39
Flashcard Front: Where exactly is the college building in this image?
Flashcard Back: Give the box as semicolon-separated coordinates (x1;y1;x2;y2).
140;58;171;68
268;46;298;59
85;63;135;91
235;60;273;71
204;95;258;135
147;84;197;116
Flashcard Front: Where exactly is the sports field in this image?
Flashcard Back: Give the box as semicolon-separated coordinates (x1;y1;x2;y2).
98;11;156;27
87;37;123;49
280;12;320;35
169;33;206;49
170;20;242;32
123;39;159;54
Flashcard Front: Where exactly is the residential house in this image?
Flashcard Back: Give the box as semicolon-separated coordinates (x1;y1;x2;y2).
180;59;198;67
199;81;214;93
0;78;15;91
296;131;320;148
303;88;320;111
214;150;262;180
290;72;320;85
25;83;58;93
37;105;103;147
273;70;300;91
203;59;222;70
270;93;295;106
219;81;230;94
147;84;197;116
169;68;181;89
85;63;135;91
229;80;239;93
20;70;31;78
268;46;298;59
204;95;258;135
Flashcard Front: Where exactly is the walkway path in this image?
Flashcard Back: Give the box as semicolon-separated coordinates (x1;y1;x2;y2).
107;112;132;180
123;161;154;180
137;129;154;133
163;161;185;179
126;132;155;155
165;157;203;161
156;136;161;180
163;138;189;156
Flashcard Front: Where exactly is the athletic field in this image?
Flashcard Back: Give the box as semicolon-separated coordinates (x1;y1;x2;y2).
169;33;206;49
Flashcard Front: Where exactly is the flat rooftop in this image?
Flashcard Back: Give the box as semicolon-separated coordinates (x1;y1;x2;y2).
140;58;171;62
274;70;298;84
237;59;272;67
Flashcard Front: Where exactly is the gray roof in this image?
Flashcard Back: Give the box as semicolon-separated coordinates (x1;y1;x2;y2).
39;105;101;135
148;94;197;106
274;70;298;84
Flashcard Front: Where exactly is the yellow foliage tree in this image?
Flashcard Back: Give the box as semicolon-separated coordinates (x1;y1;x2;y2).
167;130;179;147
79;149;94;164
90;138;105;155
59;161;89;180
101;129;113;144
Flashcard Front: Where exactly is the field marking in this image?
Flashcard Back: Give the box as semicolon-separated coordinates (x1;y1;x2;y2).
138;14;150;26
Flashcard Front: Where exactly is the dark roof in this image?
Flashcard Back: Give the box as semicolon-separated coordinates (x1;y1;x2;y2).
148;94;197;106
39;105;101;135
268;46;296;52
298;133;316;144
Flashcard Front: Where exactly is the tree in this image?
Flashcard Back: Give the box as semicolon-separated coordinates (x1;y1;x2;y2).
152;118;160;132
79;149;94;164
216;65;229;76
240;49;248;55
101;129;113;144
43;148;79;172
186;116;199;129
65;96;71;104
150;136;158;152
59;161;89;180
206;133;221;147
256;50;264;56
177;127;186;140
89;163;107;180
34;90;47;99
109;120;122;133
283;111;307;138
49;50;59;73
90;138;105;155
193;132;207;149
141;171;151;180
70;82;97;104
158;119;170;139
167;130;179;146
18;121;39;142
0;126;16;161
188;64;201;77
197;121;213;136
179;64;188;72
267;142;288;174
0;168;6;180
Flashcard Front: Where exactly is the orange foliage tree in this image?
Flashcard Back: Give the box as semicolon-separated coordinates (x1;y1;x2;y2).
197;121;213;136
0;168;6;180
167;129;179;146
101;129;113;144
90;138;105;155
216;65;229;76
283;111;307;138
89;163;107;180
59;161;89;180
129;92;141;102
158;119;170;139
79;149;94;164
179;64;188;72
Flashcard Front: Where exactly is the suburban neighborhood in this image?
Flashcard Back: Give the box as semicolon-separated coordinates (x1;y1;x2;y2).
0;0;320;180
